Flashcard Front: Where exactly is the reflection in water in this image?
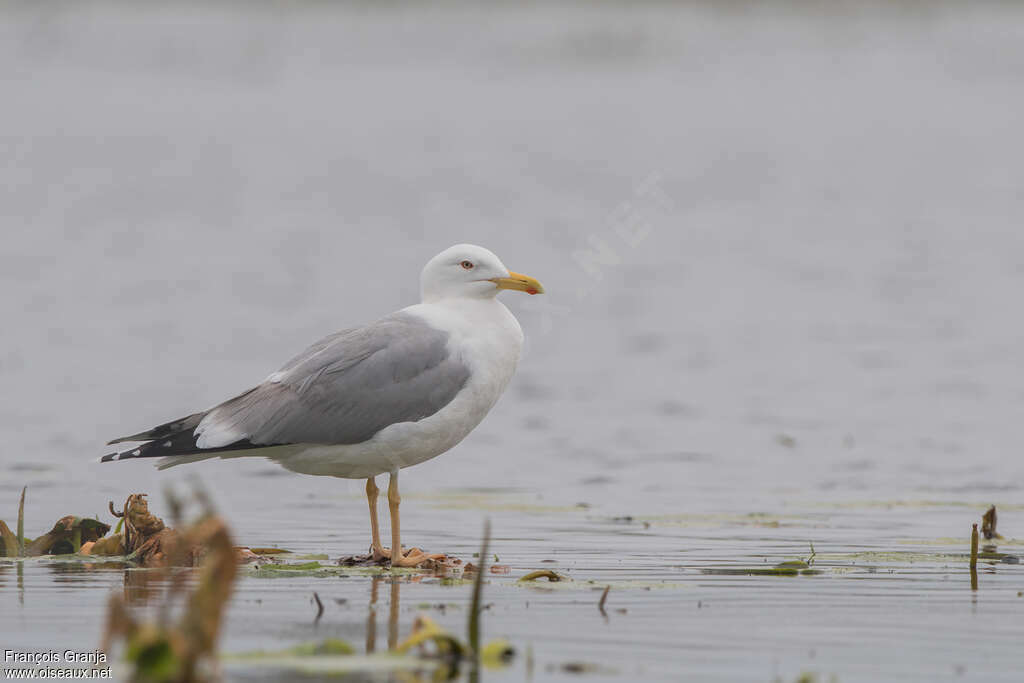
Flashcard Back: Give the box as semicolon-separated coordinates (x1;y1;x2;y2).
366;575;379;654
38;561;190;610
46;561;123;582
0;563;22;603
364;575;403;654
123;567;174;606
389;577;400;652
363;576;464;682
41;560;172;607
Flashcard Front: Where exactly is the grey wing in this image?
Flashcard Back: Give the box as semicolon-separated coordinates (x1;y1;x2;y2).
194;312;471;448
275;328;356;375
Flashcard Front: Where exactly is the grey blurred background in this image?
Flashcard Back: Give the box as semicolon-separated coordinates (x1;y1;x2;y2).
2;0;1024;534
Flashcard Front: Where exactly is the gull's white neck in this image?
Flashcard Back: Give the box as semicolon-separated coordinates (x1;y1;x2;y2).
403;295;524;400
407;296;522;344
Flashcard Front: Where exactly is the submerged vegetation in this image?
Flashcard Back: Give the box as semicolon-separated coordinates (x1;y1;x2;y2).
701;542;822;577
0;486;111;557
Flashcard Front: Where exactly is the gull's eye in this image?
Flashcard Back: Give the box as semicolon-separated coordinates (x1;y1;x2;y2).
460;260;475;270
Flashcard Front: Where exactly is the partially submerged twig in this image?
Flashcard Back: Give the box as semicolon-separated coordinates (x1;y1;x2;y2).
17;486;26;556
970;522;980;591
312;592;324;625
517;569;564;582
981;506;1002;541
598;586;610;615
467;519;490;657
970;523;979;570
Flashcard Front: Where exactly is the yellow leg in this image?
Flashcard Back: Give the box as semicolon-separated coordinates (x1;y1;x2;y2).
386;470;446;568
366;477;390;560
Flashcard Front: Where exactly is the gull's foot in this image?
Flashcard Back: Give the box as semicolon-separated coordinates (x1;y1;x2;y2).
370;545;393;563
338;552;389;567
339;546;448;568
389;548;448;568
369;544;438;563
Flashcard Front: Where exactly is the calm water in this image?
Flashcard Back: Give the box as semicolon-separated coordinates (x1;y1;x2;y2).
2;2;1024;681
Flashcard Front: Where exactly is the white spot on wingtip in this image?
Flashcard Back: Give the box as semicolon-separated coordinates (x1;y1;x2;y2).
266;371;285;383
196;424;245;449
132;449;140;456
163;441;172;447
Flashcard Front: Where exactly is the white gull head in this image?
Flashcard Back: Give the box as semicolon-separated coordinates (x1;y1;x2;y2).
420;244;544;303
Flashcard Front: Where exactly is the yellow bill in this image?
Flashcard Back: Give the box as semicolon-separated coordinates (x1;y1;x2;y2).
491;271;545;295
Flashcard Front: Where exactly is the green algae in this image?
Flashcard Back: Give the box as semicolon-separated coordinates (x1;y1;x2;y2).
248;561;350;578
247;560;458;578
817;549;1020;565
896;537;1024;547
246;547;292;555
637;511;810;529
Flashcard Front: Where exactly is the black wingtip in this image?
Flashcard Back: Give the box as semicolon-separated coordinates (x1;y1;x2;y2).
99;431;267;464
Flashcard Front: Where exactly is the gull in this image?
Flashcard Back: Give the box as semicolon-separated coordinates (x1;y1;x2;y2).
101;244;544;567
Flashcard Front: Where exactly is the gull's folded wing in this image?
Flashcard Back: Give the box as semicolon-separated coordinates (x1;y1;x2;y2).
101;312;471;462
